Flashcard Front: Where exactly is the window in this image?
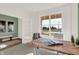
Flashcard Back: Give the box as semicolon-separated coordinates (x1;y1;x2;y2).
42;20;49;32
41;20;49;37
50;18;62;33
41;14;63;39
0;20;6;32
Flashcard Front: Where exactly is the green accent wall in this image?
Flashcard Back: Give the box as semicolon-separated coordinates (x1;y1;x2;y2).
0;14;18;37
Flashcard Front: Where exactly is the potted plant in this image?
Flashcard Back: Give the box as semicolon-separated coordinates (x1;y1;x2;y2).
75;37;79;47
71;35;75;45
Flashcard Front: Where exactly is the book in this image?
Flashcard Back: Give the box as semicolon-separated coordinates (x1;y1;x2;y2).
40;39;63;46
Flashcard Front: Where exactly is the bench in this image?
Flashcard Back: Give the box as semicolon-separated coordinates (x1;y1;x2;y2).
0;35;13;43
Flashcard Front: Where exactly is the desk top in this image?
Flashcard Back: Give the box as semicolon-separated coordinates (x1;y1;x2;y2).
30;39;79;55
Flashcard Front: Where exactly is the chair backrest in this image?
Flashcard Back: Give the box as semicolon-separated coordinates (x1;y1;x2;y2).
32;33;41;40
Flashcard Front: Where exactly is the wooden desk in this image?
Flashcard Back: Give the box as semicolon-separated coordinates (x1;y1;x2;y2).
30;39;79;55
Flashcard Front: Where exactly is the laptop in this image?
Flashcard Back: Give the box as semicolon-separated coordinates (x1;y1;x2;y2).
40;39;63;46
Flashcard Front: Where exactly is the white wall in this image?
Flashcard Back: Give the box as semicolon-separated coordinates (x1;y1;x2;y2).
8;3;79;43
0;5;33;44
21;16;32;43
0;4;78;43
71;4;78;39
30;4;78;41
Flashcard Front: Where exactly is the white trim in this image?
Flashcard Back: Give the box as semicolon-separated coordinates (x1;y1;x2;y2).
22;36;32;44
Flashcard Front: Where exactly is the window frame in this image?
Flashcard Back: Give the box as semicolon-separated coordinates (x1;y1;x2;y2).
41;14;63;38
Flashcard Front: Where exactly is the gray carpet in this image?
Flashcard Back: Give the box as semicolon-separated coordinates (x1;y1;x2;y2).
0;43;33;55
0;39;21;51
0;43;58;55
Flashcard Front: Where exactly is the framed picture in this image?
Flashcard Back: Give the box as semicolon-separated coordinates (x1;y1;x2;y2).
8;21;14;32
0;20;6;32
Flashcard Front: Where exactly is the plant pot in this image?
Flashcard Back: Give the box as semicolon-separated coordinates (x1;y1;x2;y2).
75;37;79;47
75;45;79;48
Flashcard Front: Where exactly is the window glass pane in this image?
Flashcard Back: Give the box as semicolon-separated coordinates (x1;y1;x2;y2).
42;20;49;32
51;18;62;25
50;18;63;39
50;18;62;32
41;20;49;38
41;17;63;39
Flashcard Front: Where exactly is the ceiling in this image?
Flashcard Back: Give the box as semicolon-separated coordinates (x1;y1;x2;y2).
0;3;66;12
0;3;67;18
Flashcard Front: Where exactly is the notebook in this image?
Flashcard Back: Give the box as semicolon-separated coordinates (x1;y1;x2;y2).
40;39;63;46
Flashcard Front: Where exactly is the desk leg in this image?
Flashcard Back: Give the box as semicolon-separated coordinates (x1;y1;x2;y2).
0;39;2;43
10;37;12;41
33;48;37;55
57;51;59;55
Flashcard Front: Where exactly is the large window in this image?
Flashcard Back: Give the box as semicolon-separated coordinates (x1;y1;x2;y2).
41;14;63;39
